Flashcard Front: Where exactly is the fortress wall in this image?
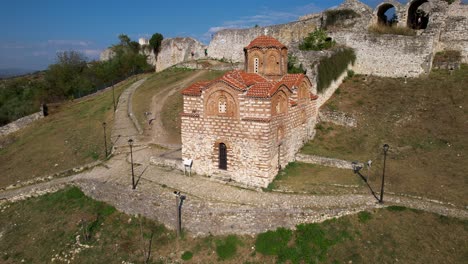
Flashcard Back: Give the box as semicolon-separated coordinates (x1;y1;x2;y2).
155;37;207;72
331;32;434;77
207;19;319;63
440;3;468;63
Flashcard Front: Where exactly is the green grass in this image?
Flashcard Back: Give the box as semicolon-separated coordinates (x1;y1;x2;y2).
215;235;242;260
358;211;372;223
0;77;136;188
317;47;356;92
301;64;468;204
181;251;193;261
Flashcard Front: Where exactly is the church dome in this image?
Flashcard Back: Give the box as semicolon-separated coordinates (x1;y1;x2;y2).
245;35;286;50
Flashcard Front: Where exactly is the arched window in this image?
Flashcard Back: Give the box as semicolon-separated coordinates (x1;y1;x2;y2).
219;143;227;170
254;57;259;73
407;0;430;30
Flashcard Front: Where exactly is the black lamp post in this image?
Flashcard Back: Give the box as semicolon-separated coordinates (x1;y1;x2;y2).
379;144;390;204
102;122;108;158
112;81;116;112
128;139;135;189
174;191;186;237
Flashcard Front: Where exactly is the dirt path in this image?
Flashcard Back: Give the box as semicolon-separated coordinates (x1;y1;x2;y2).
147;70;206;148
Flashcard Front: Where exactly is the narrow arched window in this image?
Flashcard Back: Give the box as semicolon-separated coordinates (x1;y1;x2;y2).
254;58;259;73
218;96;227;113
219;143;227;170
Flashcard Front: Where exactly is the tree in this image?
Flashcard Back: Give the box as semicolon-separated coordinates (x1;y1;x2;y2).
149;33;164;54
118;34;131;46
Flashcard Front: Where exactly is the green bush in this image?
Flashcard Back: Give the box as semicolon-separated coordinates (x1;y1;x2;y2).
317;48;356;92
181;251;193;261
288;55;305;74
324;9;360;29
215;235;241;260
358;211;372;223
299;29;336;51
255;227;292;255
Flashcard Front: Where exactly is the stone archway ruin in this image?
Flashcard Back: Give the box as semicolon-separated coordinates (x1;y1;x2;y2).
376;3;398;25
407;0;430;30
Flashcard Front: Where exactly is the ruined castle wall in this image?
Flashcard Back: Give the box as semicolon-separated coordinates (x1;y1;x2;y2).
207;19;319;63
439;2;468;63
331;32;434;77
156;38;207;72
0;111;44;137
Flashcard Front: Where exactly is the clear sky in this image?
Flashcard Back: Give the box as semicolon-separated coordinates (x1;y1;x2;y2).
0;0;460;70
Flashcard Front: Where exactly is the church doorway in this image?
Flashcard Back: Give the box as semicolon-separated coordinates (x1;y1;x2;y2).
219;143;227;170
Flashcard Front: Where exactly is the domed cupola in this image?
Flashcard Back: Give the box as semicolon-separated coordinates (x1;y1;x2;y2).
244;35;288;80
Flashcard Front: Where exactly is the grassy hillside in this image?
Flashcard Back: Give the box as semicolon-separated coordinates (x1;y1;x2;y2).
0;78;136;188
300;65;468;205
1;187;466;263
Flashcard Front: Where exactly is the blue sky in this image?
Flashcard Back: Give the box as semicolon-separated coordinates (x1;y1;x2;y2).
0;0;460;70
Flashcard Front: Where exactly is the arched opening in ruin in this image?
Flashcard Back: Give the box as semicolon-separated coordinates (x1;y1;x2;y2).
407;0;430;30
377;3;398;26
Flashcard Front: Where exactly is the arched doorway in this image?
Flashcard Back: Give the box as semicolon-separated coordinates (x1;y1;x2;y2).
407;0;430;30
377;3;398;26
219;143;227;170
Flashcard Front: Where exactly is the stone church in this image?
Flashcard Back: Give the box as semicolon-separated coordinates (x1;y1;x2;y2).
180;35;318;187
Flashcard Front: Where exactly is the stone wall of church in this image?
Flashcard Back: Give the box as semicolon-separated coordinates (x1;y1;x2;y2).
181;94;318;188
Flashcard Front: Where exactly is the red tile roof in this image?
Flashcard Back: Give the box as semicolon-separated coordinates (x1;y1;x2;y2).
245;36;287;50
181;81;211;96
181;70;317;99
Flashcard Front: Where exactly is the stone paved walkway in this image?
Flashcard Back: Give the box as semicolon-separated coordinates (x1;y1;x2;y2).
1;75;467;237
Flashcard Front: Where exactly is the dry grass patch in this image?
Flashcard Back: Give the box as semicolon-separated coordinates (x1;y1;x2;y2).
302;65;468;205
267;162;365;195
368;24;416;36
0;78;135;188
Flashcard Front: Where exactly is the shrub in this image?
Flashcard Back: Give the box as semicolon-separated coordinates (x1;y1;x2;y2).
215;235;241;260
287;55;305;74
299;29;336;51
181;251;193;261
358;211;372;223
433;50;461;65
255;227;292;255
324;9;360;29
317;48;356;92
368;24;416;36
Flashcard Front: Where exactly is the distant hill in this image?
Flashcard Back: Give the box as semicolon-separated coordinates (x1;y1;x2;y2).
0;68;37;79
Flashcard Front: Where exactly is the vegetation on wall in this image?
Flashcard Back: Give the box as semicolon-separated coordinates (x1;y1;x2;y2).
299;29;336;51
287;55;305;74
324;9;360;29
0;35;152;126
368;24;416;36
316;48;356;92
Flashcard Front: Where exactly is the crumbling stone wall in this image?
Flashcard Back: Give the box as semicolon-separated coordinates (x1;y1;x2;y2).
0;111;43;137
207;19;319;63
439;1;468;63
155;37;207;72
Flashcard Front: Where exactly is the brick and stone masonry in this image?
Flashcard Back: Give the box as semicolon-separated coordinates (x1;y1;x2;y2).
180;36;319;188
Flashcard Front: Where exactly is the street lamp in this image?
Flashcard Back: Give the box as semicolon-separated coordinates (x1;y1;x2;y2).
112;81;116;113
102;122;108;158
379;144;389;204
174;191;187;237
128;138;135;189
